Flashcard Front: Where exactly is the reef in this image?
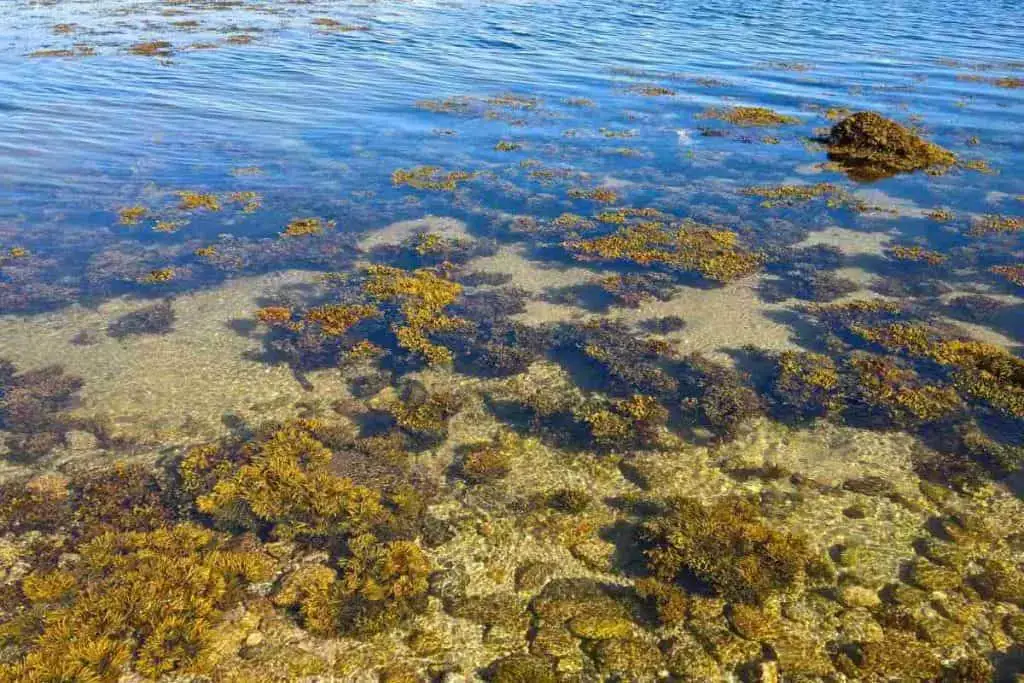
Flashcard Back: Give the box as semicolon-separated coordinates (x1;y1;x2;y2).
824;112;957;180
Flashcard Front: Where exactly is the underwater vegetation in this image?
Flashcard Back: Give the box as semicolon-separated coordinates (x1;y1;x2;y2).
969;214;1024;236
392;166;475;192
363;265;466;365
697;106;799;126
0;360;86;461
107;299;176;339
2;10;1023;680
565;220;762;283
824;112;957;180
642;496;827;605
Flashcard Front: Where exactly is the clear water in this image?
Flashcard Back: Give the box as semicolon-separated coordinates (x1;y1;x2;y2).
1;0;1022;292
0;2;1023;679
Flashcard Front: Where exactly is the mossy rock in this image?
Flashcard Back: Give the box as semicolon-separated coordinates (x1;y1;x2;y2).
566;614;634;640
663;633;722;681
446;591;530;631
590;637;661;676
825;112;956;180
515;561;558;592
530;578;630;625
906;558;962;592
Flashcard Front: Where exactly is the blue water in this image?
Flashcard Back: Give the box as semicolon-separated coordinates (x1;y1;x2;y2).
0;0;1022;308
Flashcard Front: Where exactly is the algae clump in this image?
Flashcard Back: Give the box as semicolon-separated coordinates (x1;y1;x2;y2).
825;112;956;180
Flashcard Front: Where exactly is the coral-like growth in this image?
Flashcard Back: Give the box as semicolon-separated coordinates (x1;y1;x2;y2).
566;221;762;282
642;496;824;604
363;265;465;364
825;112;956;180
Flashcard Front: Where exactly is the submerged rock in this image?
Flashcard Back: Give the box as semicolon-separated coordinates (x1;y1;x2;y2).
825;112;956;180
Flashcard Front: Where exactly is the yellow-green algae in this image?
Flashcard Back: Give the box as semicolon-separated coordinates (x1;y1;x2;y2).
824;111;957;180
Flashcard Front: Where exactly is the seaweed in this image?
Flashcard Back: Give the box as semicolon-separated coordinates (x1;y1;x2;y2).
380;381;464;449
454;431;521;483
363;265;466;365
117;206;147;225
678;353;764;440
575;394;669;449
824;112;956;180
968;214;1024;236
642;496;826;605
0;361;84;460
741;182;866;210
697;106;799;126
180;419;391;544
557;318;678;397
641;315;686;334
0;524;274;681
991;264;1024;287
770;351;843;419
107;299;175;338
177;191;221;212
282;217;328;237
129;40;173;57
887;245;948;265
759;267;858;303
565;221;762;282
392;166;475;191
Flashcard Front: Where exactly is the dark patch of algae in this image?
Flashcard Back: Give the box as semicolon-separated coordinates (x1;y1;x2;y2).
1;92;1022;683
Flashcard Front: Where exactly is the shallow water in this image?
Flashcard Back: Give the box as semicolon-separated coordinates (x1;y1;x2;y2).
0;0;1023;681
